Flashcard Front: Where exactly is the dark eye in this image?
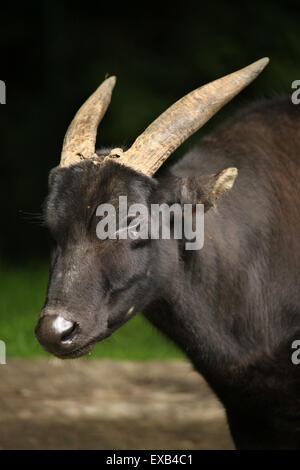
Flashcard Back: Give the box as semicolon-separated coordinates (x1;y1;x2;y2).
130;237;151;249
126;214;149;240
118;215;137;231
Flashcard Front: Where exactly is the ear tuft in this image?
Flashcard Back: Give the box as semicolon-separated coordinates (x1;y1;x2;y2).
174;167;238;213
212;167;238;200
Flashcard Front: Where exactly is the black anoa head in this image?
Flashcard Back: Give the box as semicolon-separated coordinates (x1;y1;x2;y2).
36;157;166;358
35;59;268;358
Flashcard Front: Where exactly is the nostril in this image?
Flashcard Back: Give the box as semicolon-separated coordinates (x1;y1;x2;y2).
51;316;78;344
35;314;80;354
61;322;78;343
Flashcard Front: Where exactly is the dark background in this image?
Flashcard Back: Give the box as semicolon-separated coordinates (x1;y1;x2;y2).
1;1;299;264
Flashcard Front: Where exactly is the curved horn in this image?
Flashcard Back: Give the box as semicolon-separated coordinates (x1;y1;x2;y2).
60;76;116;167
109;58;269;176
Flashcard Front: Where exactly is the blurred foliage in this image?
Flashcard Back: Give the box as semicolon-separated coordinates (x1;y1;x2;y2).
0;264;183;359
1;0;299;264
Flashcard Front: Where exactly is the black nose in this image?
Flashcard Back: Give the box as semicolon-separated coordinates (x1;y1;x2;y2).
35;314;78;355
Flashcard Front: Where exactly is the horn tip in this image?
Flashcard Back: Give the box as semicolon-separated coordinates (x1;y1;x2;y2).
241;57;269;80
253;57;270;72
107;75;117;86
258;56;270;65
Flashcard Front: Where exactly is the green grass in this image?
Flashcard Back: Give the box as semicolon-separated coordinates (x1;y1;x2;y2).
0;264;184;360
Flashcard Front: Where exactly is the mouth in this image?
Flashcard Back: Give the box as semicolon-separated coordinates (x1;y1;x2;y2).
36;307;136;360
59;316;131;359
57;341;97;359
56;327;116;359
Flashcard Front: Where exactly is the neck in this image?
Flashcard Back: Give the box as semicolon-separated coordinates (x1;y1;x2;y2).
144;224;269;391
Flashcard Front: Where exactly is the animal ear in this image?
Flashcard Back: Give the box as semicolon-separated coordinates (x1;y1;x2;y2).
180;167;238;212
207;167;238;206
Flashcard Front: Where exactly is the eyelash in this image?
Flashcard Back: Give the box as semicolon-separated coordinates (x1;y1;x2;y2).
130;238;151;249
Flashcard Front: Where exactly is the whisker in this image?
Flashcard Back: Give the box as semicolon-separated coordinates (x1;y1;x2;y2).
19;210;46;226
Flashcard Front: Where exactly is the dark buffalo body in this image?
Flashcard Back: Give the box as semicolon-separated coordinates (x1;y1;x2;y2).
36;96;300;449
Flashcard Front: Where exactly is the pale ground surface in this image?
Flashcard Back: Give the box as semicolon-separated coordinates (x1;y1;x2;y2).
0;359;234;450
